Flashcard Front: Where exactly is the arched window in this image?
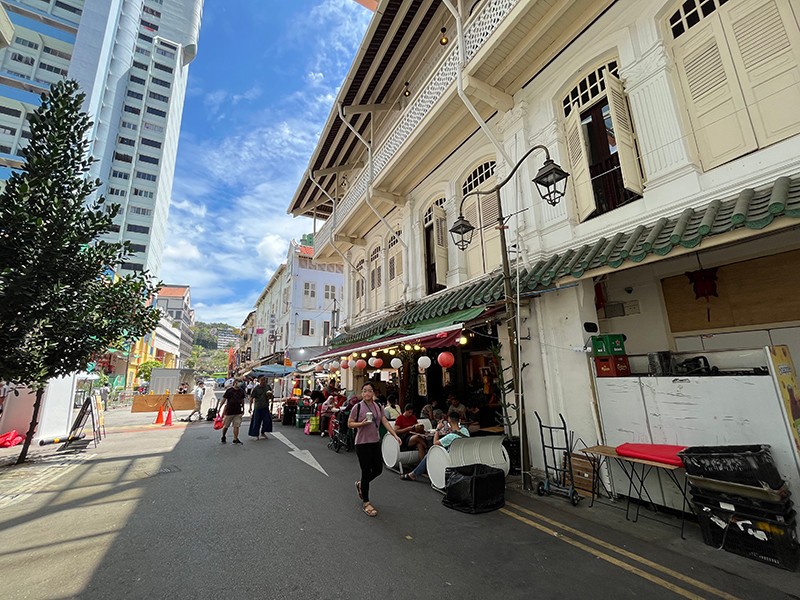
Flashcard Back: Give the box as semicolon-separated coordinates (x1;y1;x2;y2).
561;59;643;222
387;230;403;304
460;161;500;277
423;198;448;294
354;258;365;315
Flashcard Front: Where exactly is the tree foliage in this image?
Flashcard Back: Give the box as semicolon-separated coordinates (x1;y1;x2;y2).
136;360;163;383
0;80;162;462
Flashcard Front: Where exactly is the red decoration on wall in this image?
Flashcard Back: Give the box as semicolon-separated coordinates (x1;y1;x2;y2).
685;267;719;300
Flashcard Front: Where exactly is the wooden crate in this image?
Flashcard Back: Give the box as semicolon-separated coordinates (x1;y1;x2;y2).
563;452;596;496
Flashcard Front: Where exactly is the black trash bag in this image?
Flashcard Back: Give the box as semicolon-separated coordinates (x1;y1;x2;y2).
442;464;505;514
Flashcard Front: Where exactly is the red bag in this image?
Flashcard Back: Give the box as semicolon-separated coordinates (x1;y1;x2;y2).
212;415;224;430
0;430;24;448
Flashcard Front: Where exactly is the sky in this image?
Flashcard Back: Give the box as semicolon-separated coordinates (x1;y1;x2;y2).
159;0;372;326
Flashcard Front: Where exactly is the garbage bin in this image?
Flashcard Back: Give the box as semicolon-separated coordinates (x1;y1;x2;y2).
282;404;297;426
442;464;505;514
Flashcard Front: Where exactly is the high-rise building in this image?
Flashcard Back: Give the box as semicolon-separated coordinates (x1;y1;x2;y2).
0;0;203;278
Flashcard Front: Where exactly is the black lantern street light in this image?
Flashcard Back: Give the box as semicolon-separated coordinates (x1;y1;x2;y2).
449;144;569;490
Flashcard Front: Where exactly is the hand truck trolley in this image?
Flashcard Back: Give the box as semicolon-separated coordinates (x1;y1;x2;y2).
534;411;581;506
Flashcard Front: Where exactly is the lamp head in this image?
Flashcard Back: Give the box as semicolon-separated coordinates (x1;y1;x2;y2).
403;81;410;97
533;159;570;206
449;214;475;251
439;27;449;46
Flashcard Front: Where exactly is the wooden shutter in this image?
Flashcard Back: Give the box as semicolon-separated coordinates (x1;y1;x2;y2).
481;191;502;270
672;13;756;169
720;0;800;146
605;74;644;195
463;198;483;276
565;107;595;222
432;204;449;286
388;255;396;281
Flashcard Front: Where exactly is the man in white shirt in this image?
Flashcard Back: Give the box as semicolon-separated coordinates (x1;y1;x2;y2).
183;381;205;422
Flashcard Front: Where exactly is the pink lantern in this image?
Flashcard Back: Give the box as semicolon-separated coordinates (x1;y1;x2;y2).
356;359;367;370
373;358;383;369
437;351;455;369
315;364;324;372
340;360;349;370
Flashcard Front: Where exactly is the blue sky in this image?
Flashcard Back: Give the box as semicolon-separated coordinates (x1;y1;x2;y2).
160;0;372;326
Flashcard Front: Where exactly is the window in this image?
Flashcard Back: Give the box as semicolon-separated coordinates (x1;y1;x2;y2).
127;90;143;100
303;282;316;309
387;231;403;304
669;0;800;170
123;105;141;115
11;53;35;66
54;1;82;15
38;62;69;76
121;262;143;271
369;245;382;293
132;60;148;71
143;6;161;17
323;321;331;341
107;187;126;197
8;70;30;80
129;243;146;253
43;46;71;60
135;46;151;57
140;19;159;31
129;205;152;215
111;169;130;180
160;41;177;50
141;137;161;148
133;188;154;199
138;33;153;44
0;106;21;118
20;130;30;139
138;154;159;165
423;198;448;293
155;47;175;59
300;320;315;337
148;91;169;103
118;136;135;146
324;284;336;300
15;38;38;50
127;224;150;234
562;62;643;222
146;107;166;118
0;125;16;136
114;152;133;163
354;258;366;314
143;122;164;133
151;77;170;88
130;75;146;85
136;171;157;182
109;224;120;233
121;121;138;131
0;144;12;154
153;62;173;73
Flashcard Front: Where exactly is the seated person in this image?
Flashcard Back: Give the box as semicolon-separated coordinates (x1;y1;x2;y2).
447;393;467;421
384;394;402;420
310;390;325;414
420;398;441;423
393;404;427;460
401;410;469;481
432;409;448;434
319;394;340;437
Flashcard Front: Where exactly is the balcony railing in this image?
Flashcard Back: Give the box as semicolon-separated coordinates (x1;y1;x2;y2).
317;0;519;249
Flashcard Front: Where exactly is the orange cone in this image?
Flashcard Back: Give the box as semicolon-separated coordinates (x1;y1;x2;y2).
154;406;164;424
163;408;173;426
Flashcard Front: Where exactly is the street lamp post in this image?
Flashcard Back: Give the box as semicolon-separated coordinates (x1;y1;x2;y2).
450;145;569;490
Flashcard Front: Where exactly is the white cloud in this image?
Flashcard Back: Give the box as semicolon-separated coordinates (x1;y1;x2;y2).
164;0;370;326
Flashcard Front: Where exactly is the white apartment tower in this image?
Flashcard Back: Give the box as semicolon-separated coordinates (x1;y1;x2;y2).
0;0;203;277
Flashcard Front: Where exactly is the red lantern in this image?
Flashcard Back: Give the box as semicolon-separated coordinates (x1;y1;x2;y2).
437;351;455;369
373;358;383;369
356;359;367;370
315;364;324;372
340;360;349;370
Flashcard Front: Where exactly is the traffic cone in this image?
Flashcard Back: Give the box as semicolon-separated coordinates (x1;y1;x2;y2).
154;406;164;424
163;408;173;426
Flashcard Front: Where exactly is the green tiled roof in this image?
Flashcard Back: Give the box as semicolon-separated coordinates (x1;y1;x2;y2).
331;175;800;347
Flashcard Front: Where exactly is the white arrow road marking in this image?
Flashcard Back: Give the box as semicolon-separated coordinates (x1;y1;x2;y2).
271;432;328;476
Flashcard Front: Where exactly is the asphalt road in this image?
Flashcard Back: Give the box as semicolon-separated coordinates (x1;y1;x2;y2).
0;395;797;600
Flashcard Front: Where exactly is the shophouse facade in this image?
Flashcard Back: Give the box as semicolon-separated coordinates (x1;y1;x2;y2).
155;284;194;366
289;0;800;488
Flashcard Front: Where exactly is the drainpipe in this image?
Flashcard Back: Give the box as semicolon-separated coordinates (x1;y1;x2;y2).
440;0;513;166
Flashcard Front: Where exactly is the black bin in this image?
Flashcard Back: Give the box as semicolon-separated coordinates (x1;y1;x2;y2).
679;445;784;490
282;404;297;426
442;464;505;514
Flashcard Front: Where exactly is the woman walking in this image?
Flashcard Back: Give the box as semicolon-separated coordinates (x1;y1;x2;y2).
349;382;401;517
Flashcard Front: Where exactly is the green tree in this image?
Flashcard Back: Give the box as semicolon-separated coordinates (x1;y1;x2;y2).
0;80;161;464
136;360;163;383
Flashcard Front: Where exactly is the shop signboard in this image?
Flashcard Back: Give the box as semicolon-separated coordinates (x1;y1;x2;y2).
767;345;800;454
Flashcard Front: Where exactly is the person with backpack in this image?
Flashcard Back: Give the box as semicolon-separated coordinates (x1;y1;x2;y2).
349;382;402;517
400;409;469;482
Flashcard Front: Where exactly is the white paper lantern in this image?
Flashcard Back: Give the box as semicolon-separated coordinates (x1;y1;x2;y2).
368;357;377;367
348;359;357;369
418;356;432;369
390;357;402;369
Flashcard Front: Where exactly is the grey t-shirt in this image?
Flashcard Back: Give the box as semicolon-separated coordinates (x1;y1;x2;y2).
251;385;272;410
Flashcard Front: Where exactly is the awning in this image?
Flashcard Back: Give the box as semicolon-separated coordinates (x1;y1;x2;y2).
251;364;295;377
